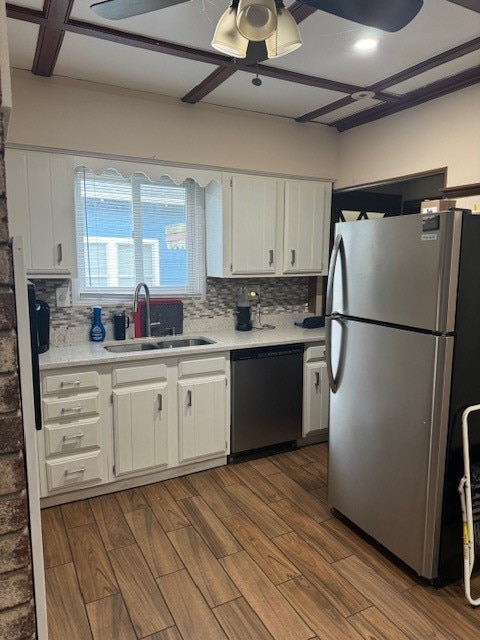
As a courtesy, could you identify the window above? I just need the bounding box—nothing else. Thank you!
[74,167,205,300]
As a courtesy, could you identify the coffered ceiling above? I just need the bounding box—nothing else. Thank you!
[6,0,480,131]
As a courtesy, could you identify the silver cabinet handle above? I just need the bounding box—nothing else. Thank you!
[269,249,274,266]
[61,405,82,413]
[60,380,81,387]
[57,243,63,264]
[158,393,163,411]
[315,372,320,388]
[62,432,84,441]
[64,467,86,476]
[187,390,192,407]
[291,249,296,266]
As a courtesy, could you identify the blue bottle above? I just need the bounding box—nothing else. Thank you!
[90,306,106,342]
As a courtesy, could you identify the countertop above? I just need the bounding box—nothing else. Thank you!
[39,325,326,370]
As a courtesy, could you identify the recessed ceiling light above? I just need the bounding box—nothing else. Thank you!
[354,38,379,52]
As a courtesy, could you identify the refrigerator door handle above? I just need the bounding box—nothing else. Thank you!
[325,233,343,316]
[325,314,341,393]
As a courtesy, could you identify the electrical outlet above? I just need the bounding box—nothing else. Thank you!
[56,286,71,308]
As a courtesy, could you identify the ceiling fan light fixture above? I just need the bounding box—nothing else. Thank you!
[266,7,302,59]
[354,38,379,52]
[211,6,249,58]
[236,0,277,41]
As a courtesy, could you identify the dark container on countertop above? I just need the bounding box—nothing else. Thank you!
[113,312,130,340]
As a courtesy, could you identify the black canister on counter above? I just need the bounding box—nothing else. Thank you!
[113,312,130,340]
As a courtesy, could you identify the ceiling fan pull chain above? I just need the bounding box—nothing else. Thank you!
[252,61,262,86]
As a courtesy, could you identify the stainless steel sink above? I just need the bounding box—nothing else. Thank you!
[104,342,160,353]
[104,337,215,353]
[155,337,215,349]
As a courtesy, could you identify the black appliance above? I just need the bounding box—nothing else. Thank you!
[235,306,252,331]
[230,344,303,459]
[27,283,45,430]
[35,299,50,353]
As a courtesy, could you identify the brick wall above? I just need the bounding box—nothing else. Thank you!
[0,112,36,636]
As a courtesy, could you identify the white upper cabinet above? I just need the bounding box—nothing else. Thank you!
[5,149,77,277]
[283,180,332,274]
[206,172,332,278]
[230,174,278,275]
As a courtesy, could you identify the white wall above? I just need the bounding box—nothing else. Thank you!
[337,84,480,190]
[8,69,338,180]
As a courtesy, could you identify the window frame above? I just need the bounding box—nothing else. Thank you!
[73,167,206,304]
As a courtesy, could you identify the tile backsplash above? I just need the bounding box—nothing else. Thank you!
[34,277,310,345]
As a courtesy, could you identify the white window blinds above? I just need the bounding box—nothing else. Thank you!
[74,167,205,299]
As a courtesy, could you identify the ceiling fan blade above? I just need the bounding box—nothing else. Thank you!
[90,0,190,20]
[446,0,480,13]
[244,40,268,65]
[300,0,423,32]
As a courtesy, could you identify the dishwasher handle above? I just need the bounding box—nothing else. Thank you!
[232,343,304,361]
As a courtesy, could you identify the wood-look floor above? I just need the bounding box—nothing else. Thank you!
[42,444,480,640]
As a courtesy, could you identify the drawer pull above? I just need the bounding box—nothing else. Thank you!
[60,380,81,387]
[315,372,320,388]
[64,467,86,476]
[61,405,83,413]
[62,432,84,441]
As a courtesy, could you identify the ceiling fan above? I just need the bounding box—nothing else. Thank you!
[90,0,424,29]
[88,0,435,64]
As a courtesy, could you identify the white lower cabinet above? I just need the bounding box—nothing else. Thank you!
[113,383,169,475]
[177,354,229,463]
[112,361,170,476]
[303,344,329,438]
[178,376,228,463]
[111,353,229,477]
[38,352,230,499]
[38,368,108,496]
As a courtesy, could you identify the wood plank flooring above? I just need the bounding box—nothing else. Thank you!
[42,443,480,640]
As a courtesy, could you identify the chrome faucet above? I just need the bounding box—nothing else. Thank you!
[133,282,151,337]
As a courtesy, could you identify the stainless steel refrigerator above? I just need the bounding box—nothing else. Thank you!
[325,209,480,584]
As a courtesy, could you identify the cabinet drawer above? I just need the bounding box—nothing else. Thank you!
[44,418,101,456]
[305,345,326,361]
[178,355,227,378]
[42,371,99,395]
[45,450,103,491]
[42,395,99,421]
[113,362,168,386]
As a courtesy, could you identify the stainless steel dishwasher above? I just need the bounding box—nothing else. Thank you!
[230,343,304,459]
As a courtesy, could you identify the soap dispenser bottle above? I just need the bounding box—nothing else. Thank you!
[90,306,106,342]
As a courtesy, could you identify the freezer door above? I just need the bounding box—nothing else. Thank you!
[328,318,453,579]
[331,210,462,332]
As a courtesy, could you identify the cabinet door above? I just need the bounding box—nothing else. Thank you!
[113,383,168,475]
[283,180,330,274]
[178,376,227,462]
[231,175,277,274]
[303,360,329,437]
[5,149,76,276]
[50,154,76,276]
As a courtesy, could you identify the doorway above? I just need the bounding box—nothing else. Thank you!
[331,170,446,224]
